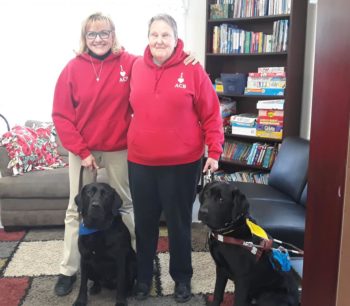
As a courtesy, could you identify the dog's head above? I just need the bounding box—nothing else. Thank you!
[74,182,123,229]
[198,181,249,230]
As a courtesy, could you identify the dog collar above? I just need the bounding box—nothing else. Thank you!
[79,223,100,236]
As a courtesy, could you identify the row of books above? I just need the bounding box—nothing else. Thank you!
[222,141,252,162]
[212,19,288,54]
[222,140,278,168]
[214,170,269,184]
[210,0,291,19]
[247,142,278,168]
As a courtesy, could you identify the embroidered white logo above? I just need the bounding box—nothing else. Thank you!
[175,72,186,89]
[119,65,128,82]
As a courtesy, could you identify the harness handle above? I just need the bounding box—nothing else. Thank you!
[203,169,214,186]
[273,239,304,256]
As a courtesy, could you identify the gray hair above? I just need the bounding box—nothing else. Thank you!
[148,14,178,41]
[77,12,121,54]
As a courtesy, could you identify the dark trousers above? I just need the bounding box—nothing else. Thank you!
[128,159,201,283]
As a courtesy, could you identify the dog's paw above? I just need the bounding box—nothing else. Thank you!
[89,282,102,295]
[210,300,222,306]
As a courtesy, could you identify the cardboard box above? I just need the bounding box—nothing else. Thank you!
[256,123,283,139]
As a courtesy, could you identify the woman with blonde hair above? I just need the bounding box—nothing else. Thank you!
[53,12,136,296]
[52,11,196,297]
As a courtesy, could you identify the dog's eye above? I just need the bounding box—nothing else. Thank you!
[87,187,96,196]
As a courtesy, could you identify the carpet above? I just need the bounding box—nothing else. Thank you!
[0,223,235,306]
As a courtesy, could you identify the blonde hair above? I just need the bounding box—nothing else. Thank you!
[77,12,121,54]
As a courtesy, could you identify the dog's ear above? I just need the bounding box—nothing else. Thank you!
[74,187,84,213]
[112,190,123,216]
[231,187,249,220]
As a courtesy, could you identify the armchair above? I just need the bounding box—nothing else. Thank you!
[232,136,309,249]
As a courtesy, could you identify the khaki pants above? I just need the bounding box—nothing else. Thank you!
[59,150,135,276]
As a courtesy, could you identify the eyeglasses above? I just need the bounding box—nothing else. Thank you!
[86,30,112,40]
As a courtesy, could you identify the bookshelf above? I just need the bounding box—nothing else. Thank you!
[205,0,307,175]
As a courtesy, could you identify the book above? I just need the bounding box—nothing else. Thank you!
[258,109,284,117]
[210,4,232,19]
[212,26,220,54]
[248,72,286,78]
[231,126,256,136]
[258,67,285,73]
[230,113,257,127]
[256,123,283,139]
[247,76,286,89]
[257,109,284,126]
[257,117,283,126]
[256,99,285,110]
[244,88,284,96]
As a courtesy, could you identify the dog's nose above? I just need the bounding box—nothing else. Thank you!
[91,201,100,208]
[198,207,208,222]
[199,206,208,215]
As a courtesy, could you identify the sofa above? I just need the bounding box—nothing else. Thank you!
[0,120,107,230]
[231,136,309,250]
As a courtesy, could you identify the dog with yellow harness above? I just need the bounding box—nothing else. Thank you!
[198,181,299,306]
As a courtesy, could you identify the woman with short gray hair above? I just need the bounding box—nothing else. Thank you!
[128,13,224,303]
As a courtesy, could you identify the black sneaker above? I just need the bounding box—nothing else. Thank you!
[135,282,151,300]
[174,281,192,303]
[54,274,77,296]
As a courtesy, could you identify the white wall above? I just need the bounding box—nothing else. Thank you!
[300,2,317,139]
[185,0,206,65]
[0,0,313,138]
[0,0,191,131]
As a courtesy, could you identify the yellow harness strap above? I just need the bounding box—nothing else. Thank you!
[246,219,269,240]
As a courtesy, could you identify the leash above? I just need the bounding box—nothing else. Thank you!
[77,165,100,235]
[79,165,84,192]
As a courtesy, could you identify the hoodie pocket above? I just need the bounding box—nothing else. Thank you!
[128,126,203,162]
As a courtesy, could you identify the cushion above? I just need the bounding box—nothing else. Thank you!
[0,124,66,176]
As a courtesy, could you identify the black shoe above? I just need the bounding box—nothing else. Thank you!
[174,281,192,303]
[135,282,151,301]
[54,274,77,296]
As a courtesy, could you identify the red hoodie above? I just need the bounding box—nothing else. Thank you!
[52,51,137,159]
[128,39,224,166]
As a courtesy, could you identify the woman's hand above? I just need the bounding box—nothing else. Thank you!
[184,51,199,65]
[203,157,219,173]
[81,154,99,171]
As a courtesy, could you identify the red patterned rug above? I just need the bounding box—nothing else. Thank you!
[0,224,235,305]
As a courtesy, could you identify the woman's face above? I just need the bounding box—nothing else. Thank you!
[85,20,114,56]
[148,20,177,65]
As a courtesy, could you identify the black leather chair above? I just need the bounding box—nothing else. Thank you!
[232,136,309,249]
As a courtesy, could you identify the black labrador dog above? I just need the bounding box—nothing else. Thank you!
[198,181,299,306]
[73,182,136,306]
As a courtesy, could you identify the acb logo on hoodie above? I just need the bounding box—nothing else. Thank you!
[175,72,186,89]
[119,65,128,82]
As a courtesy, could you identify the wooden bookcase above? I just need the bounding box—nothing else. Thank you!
[205,0,308,173]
